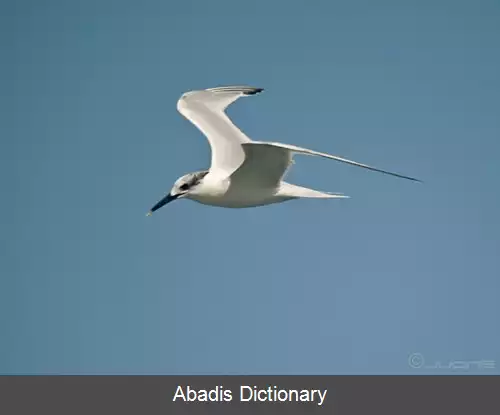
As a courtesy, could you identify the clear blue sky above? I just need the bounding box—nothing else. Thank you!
[1,0,499,374]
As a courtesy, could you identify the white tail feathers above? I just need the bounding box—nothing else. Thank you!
[279,183,350,199]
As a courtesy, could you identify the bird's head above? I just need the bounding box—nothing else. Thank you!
[147,170,208,215]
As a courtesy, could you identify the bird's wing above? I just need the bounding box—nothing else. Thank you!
[231,141,420,185]
[177,86,263,176]
[228,143,294,190]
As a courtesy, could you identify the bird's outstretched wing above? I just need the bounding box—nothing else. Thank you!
[229,143,294,190]
[250,141,422,182]
[177,86,263,176]
[229,141,421,189]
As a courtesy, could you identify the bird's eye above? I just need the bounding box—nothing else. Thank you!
[179,184,189,191]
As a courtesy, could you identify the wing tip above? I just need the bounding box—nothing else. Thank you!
[404,176,423,183]
[245,87,264,95]
[207,86,264,96]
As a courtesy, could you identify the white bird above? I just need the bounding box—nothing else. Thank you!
[147,86,420,215]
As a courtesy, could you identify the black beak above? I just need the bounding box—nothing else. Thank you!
[147,193,178,216]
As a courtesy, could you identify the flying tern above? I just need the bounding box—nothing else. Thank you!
[147,86,420,215]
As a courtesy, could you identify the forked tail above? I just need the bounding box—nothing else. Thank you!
[279,183,350,199]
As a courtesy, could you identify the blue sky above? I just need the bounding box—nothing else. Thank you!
[1,0,499,374]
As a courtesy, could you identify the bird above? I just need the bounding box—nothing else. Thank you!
[147,85,420,215]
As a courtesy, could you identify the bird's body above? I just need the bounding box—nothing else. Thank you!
[188,182,294,209]
[148,85,420,215]
[189,176,348,208]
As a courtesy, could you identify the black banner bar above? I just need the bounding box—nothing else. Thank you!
[0,376,499,414]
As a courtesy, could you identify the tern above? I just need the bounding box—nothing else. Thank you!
[147,86,420,215]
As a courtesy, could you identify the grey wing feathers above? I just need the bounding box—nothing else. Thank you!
[206,86,264,96]
[229,143,293,189]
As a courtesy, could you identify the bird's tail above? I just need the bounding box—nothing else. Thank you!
[279,183,349,199]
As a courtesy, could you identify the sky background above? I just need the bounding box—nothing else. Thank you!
[1,0,499,374]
